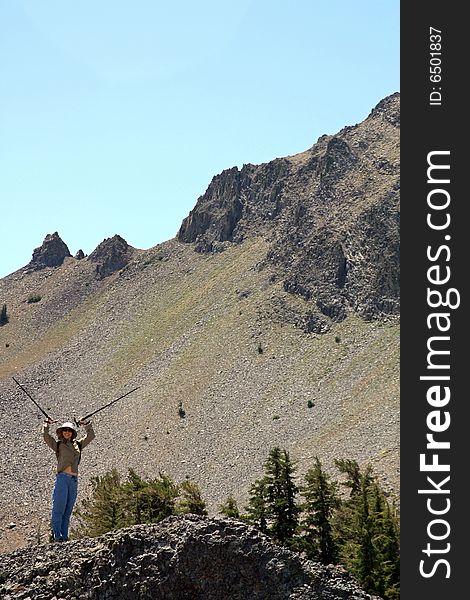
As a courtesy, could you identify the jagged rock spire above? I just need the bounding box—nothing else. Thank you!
[28,232,72,271]
[88,234,134,279]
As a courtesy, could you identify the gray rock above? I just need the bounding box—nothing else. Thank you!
[177,93,400,329]
[27,233,72,271]
[0,516,381,600]
[87,235,134,279]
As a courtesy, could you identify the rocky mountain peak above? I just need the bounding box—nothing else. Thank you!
[87,234,134,279]
[367,91,400,126]
[27,232,72,271]
[177,93,400,328]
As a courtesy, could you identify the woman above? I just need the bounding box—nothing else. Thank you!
[43,417,95,542]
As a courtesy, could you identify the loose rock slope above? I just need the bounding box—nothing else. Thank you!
[0,94,399,553]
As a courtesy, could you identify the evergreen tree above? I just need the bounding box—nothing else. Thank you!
[299,457,339,564]
[244,478,269,535]
[355,478,377,592]
[244,447,299,546]
[372,491,400,600]
[219,496,240,518]
[333,459,400,600]
[74,469,180,538]
[0,303,8,325]
[264,447,299,546]
[177,479,208,515]
[122,469,179,524]
[74,469,128,537]
[334,458,363,495]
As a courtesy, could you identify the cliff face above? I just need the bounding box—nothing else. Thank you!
[178,93,400,328]
[177,158,290,247]
[0,516,381,600]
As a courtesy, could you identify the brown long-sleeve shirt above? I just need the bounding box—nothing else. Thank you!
[43,423,95,474]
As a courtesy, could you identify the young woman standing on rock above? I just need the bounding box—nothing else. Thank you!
[43,418,95,542]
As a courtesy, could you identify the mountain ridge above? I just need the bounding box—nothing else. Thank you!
[0,94,399,553]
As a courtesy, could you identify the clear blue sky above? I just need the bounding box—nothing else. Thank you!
[0,0,399,278]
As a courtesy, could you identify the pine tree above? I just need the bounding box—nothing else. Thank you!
[244,478,269,535]
[122,469,179,524]
[74,469,128,537]
[333,459,400,599]
[177,479,208,515]
[299,457,339,564]
[334,458,363,495]
[266,447,299,546]
[355,478,377,592]
[219,496,240,518]
[73,469,180,538]
[372,490,400,600]
[0,303,8,325]
[246,447,299,547]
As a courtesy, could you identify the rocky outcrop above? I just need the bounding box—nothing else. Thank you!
[26,232,72,271]
[87,235,134,279]
[0,516,381,600]
[178,158,291,250]
[177,93,400,326]
[178,166,249,246]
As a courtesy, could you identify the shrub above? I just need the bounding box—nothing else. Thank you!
[219,496,240,518]
[73,469,204,538]
[0,304,8,325]
[27,294,42,304]
[177,479,207,516]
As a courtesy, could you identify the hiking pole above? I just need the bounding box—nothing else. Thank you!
[12,377,56,422]
[75,386,140,426]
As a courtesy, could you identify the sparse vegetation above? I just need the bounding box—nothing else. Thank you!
[177,479,208,516]
[0,93,400,576]
[219,495,240,518]
[307,399,315,408]
[0,303,8,325]
[27,293,42,304]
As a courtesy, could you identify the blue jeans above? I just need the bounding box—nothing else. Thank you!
[51,473,78,541]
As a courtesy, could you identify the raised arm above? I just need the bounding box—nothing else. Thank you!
[77,420,95,449]
[43,419,58,452]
